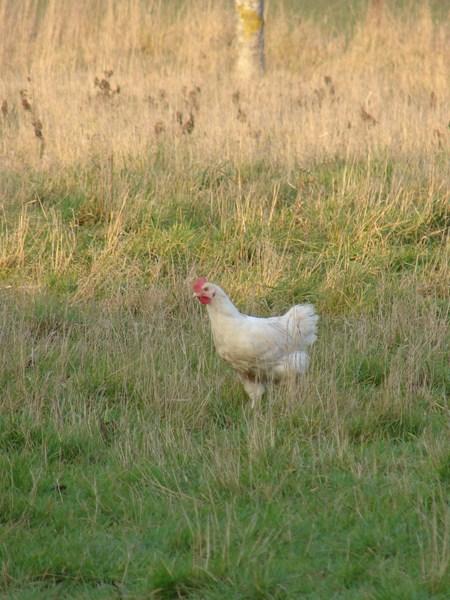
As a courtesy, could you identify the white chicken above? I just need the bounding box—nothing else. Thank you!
[193,277,318,406]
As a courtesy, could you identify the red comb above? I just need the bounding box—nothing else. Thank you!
[193,277,208,293]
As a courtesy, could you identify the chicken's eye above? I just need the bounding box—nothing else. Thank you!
[204,286,209,292]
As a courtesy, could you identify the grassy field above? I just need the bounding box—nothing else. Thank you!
[1,1,449,598]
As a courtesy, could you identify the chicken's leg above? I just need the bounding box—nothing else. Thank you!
[238,374,265,408]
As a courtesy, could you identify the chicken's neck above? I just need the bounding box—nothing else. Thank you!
[206,293,243,355]
[206,294,241,320]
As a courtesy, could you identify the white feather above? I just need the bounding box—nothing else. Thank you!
[197,282,319,404]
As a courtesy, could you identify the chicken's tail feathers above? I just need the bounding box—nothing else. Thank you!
[285,303,319,348]
[273,351,310,377]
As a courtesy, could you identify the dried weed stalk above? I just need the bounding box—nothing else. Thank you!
[19,86,45,157]
[94,70,121,99]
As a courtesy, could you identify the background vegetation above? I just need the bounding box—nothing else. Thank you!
[0,0,449,597]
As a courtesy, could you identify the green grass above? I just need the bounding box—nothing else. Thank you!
[280,0,450,26]
[1,0,449,594]
[0,152,449,598]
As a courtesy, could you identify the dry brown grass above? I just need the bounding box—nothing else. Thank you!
[0,0,448,171]
[0,4,449,597]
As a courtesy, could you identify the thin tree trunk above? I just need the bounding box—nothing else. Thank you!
[235,0,265,78]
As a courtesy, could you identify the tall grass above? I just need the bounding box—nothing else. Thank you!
[0,0,448,169]
[0,1,449,598]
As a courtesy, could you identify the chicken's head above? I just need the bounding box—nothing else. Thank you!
[192,277,216,305]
